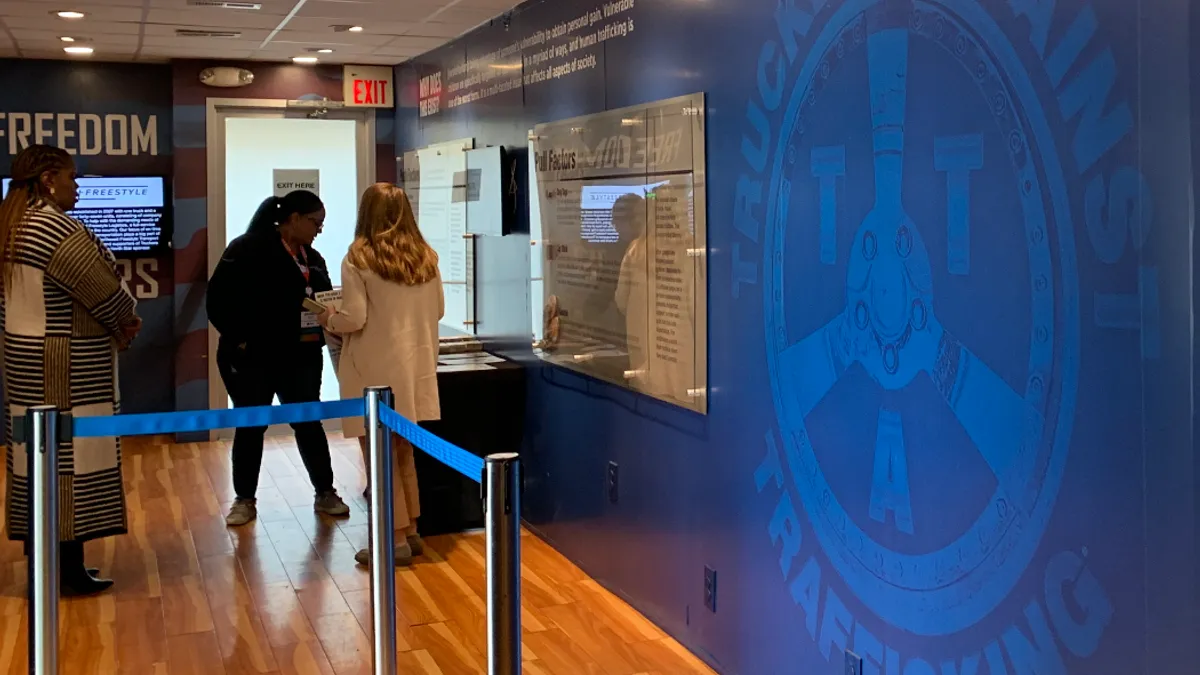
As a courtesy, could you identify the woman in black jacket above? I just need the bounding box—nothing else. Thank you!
[207,190,350,526]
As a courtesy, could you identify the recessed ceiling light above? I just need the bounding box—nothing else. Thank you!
[293,56,318,64]
[56,10,86,19]
[348,25,363,32]
[59,36,75,42]
[317,48,333,53]
[64,46,93,55]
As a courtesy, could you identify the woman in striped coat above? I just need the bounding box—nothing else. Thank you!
[1,145,142,596]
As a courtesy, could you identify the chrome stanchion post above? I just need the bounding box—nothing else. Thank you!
[364,386,396,675]
[484,452,521,675]
[27,405,60,675]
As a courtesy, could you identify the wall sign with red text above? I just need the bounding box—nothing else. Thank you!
[343,65,394,108]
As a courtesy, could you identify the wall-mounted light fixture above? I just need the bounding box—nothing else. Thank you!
[199,66,255,88]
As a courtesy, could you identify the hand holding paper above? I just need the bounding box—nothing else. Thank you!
[316,288,344,372]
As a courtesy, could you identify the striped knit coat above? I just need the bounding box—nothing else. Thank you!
[4,201,137,543]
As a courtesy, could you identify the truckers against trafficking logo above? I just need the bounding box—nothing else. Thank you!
[738,0,1156,671]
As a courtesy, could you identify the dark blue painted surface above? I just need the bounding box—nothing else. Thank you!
[396,0,1198,672]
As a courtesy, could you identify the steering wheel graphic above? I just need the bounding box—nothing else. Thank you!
[762,0,1079,636]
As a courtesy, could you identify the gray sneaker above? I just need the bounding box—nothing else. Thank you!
[406,534,425,557]
[314,491,350,517]
[354,541,413,567]
[225,499,257,526]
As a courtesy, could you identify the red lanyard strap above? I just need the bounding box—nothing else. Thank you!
[282,238,310,283]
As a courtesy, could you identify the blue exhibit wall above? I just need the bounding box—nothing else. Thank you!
[0,59,175,414]
[400,1,1198,672]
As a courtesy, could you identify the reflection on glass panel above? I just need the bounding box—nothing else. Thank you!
[531,92,708,414]
[403,140,477,335]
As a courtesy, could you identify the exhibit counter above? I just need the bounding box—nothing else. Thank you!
[415,350,524,536]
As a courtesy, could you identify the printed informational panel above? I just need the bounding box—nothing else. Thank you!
[402,139,477,334]
[532,92,707,413]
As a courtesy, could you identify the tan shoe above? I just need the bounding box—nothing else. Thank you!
[406,534,425,557]
[354,541,413,567]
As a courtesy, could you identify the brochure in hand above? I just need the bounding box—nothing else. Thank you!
[316,288,343,371]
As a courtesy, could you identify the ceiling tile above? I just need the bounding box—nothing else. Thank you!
[396,22,473,39]
[146,8,290,29]
[0,2,145,22]
[282,16,422,35]
[270,28,393,46]
[0,0,523,65]
[297,1,447,21]
[2,17,143,36]
[378,34,448,51]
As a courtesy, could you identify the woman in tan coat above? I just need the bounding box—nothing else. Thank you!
[1,145,141,596]
[321,183,443,566]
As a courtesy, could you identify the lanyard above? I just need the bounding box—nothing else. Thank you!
[281,238,310,284]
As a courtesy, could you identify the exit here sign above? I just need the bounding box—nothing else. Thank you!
[343,65,394,108]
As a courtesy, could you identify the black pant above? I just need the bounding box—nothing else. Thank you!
[217,343,333,500]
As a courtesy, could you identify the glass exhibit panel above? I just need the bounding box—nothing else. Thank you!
[532,92,707,413]
[689,105,708,412]
[416,144,475,334]
[400,149,420,220]
[464,146,504,236]
[529,136,545,343]
[638,173,699,408]
[656,104,706,409]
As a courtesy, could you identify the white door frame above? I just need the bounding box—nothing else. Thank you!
[205,98,376,440]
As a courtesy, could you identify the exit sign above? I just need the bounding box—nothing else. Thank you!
[343,65,394,108]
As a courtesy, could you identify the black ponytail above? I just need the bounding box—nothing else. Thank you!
[246,196,279,235]
[245,190,323,236]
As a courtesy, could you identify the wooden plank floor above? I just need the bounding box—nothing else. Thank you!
[0,435,715,675]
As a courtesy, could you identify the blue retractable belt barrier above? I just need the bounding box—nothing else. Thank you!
[73,399,366,438]
[72,397,484,485]
[378,404,484,483]
[73,398,484,484]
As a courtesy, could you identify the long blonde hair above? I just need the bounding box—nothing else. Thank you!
[0,145,72,287]
[346,183,438,285]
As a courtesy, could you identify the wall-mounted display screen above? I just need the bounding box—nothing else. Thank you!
[2,176,169,255]
[531,92,708,414]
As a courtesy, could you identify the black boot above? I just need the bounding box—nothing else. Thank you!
[23,538,98,576]
[60,541,113,597]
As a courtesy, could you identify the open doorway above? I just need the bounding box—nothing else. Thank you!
[206,99,376,439]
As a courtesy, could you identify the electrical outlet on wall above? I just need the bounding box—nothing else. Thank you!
[844,650,863,675]
[607,461,619,503]
[703,566,717,613]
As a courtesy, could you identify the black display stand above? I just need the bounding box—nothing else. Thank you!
[413,357,525,536]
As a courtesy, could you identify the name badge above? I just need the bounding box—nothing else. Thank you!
[301,311,320,329]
